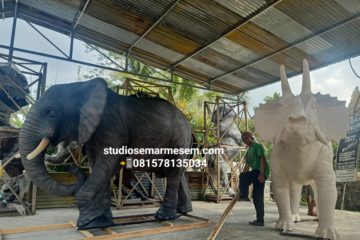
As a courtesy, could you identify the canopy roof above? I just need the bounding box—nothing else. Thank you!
[3,0,360,94]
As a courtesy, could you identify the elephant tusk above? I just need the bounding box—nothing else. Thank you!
[26,138,50,160]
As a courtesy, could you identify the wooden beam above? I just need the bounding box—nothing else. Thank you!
[69,220,94,238]
[1,205,209,239]
[83,217,210,240]
[1,223,73,235]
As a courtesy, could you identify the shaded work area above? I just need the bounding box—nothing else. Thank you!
[1,0,360,239]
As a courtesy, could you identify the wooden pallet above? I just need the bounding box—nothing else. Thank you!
[0,213,210,240]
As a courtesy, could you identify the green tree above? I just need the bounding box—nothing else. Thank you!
[263,92,280,102]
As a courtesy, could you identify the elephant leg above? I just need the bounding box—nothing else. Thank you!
[313,165,340,240]
[289,181,302,222]
[75,148,118,229]
[176,173,192,214]
[155,168,182,221]
[100,182,113,220]
[271,159,294,232]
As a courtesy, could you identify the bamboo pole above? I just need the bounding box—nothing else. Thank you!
[207,191,240,240]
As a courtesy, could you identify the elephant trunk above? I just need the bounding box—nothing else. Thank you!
[19,109,82,196]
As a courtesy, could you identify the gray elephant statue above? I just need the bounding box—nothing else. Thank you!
[19,78,193,230]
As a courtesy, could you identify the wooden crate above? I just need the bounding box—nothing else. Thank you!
[185,171,207,200]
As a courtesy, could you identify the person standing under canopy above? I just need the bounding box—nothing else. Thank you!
[239,132,270,227]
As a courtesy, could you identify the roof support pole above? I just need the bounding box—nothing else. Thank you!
[8,0,18,63]
[70,0,90,37]
[36,62,47,99]
[68,0,90,59]
[69,34,74,59]
[26,21,69,58]
[1,0,5,20]
[125,51,129,71]
[86,43,125,70]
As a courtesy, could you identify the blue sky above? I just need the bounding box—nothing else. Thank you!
[1,18,359,115]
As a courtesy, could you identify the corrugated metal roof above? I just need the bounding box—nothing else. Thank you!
[19,0,78,22]
[210,38,260,64]
[297,37,333,55]
[335,0,360,15]
[251,7,313,44]
[214,0,267,18]
[5,0,360,94]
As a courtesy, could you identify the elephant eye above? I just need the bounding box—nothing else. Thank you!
[47,110,57,118]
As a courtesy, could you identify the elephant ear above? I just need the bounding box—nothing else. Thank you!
[78,78,108,144]
[254,99,288,143]
[314,93,349,142]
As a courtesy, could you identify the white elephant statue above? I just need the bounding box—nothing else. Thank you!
[254,60,348,240]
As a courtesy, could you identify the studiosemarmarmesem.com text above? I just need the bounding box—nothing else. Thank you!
[103,146,224,155]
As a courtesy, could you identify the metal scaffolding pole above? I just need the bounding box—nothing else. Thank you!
[8,0,18,63]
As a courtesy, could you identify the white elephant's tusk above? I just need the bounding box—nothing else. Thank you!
[26,138,50,160]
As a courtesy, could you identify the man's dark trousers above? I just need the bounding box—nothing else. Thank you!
[239,170,265,223]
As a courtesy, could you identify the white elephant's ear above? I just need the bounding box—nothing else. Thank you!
[314,93,349,142]
[78,78,108,144]
[254,99,287,143]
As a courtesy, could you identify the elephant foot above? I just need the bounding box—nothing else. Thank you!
[77,214,114,230]
[104,208,113,220]
[292,213,301,223]
[154,207,181,221]
[315,227,340,240]
[276,218,295,232]
[176,205,193,215]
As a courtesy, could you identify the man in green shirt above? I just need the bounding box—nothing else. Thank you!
[239,132,269,226]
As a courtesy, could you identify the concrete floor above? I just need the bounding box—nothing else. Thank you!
[0,200,359,239]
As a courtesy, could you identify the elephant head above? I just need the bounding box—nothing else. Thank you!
[254,59,348,145]
[19,78,108,196]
